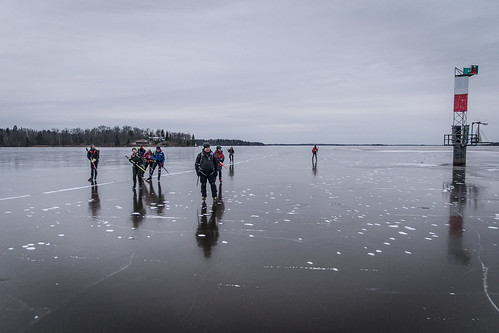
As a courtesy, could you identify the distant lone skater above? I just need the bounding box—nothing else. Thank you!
[87,145,99,182]
[228,146,234,164]
[312,145,318,163]
[195,142,219,201]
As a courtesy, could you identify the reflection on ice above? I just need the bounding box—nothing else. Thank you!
[88,181,100,219]
[196,184,224,258]
[445,167,474,265]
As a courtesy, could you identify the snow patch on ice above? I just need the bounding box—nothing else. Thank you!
[42,206,59,211]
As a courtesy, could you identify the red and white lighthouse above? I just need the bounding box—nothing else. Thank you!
[444,65,479,166]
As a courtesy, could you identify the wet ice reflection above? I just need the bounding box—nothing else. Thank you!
[1,146,499,332]
[444,167,477,265]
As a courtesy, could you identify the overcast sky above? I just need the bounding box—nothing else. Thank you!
[1,0,498,144]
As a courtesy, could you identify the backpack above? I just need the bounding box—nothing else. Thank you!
[199,152,215,172]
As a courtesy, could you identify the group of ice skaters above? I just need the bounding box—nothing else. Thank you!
[127,145,167,190]
[86,143,235,201]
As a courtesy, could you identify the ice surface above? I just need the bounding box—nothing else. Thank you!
[1,146,499,332]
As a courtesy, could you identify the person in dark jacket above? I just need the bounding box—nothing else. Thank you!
[227,146,234,164]
[87,145,99,182]
[195,142,219,200]
[148,146,165,182]
[128,148,144,190]
[138,146,146,157]
[214,145,225,183]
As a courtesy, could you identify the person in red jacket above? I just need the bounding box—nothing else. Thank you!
[312,145,318,163]
[214,145,225,183]
[143,149,154,182]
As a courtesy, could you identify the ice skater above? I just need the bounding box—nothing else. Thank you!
[195,142,219,201]
[148,146,165,182]
[312,145,318,163]
[128,148,145,190]
[214,145,225,183]
[228,146,234,164]
[143,149,154,181]
[87,145,99,182]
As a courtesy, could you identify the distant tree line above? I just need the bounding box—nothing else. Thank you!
[195,138,264,146]
[0,125,196,147]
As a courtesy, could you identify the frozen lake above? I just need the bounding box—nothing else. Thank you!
[1,146,499,332]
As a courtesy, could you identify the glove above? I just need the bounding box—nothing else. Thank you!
[92,159,96,163]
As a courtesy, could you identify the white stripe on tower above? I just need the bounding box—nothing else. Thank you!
[454,76,469,112]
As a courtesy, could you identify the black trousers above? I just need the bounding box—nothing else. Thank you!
[149,162,162,179]
[132,166,144,187]
[200,172,217,198]
[144,161,153,172]
[90,161,98,179]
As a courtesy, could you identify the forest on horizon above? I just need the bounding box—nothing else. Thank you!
[0,125,264,147]
[0,125,194,147]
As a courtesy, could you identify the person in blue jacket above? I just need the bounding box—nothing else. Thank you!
[148,146,165,182]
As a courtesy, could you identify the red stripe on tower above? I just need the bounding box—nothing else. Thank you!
[454,76,469,112]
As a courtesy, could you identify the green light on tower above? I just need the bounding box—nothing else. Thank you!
[463,65,479,75]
